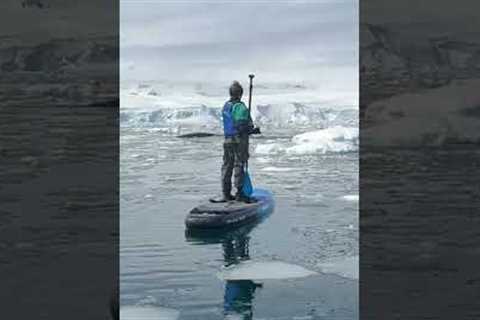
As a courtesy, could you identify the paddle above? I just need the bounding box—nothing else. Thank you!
[242,74,255,197]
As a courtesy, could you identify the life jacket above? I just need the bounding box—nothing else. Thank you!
[222,100,237,137]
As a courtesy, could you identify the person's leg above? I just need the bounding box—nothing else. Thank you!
[233,136,249,198]
[221,140,235,200]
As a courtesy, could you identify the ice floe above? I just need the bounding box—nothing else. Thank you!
[218,260,317,281]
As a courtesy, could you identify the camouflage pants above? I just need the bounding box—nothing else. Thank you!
[221,136,249,196]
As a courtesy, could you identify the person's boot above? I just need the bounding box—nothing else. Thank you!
[222,192,235,201]
[235,191,256,203]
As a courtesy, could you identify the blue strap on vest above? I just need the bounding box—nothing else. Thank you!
[222,101,237,137]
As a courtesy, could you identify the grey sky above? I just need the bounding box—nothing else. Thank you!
[121,1,358,89]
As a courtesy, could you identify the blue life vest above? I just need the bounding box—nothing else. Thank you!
[222,101,237,137]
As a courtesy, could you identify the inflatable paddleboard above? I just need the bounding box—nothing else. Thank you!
[185,188,274,229]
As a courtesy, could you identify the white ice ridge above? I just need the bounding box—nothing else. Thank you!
[121,81,356,110]
[120,305,180,320]
[218,260,317,281]
[364,79,480,146]
[120,82,358,129]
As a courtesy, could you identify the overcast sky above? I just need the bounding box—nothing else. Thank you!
[121,0,358,91]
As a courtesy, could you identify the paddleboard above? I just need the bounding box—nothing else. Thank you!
[185,188,274,229]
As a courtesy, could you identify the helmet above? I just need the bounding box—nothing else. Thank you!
[229,81,243,99]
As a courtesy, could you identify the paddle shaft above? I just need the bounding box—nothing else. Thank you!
[246,74,254,171]
[248,74,254,113]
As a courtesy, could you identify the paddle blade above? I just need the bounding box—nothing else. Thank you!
[242,169,253,196]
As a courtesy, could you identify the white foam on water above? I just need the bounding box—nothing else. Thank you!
[218,260,317,281]
[255,157,271,163]
[341,194,359,202]
[261,166,294,172]
[120,305,180,320]
[317,256,358,280]
[224,314,244,320]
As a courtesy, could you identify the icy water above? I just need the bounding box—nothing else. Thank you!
[120,126,358,319]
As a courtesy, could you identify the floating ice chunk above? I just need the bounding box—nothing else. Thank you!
[317,256,358,280]
[287,126,358,155]
[120,305,180,320]
[218,260,317,281]
[255,126,358,155]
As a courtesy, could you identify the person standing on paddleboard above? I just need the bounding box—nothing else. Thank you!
[221,80,260,203]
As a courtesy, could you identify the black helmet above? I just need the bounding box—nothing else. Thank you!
[229,81,243,100]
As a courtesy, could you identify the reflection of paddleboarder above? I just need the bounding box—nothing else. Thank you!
[224,280,258,319]
[222,233,250,266]
[222,233,262,319]
[185,219,270,319]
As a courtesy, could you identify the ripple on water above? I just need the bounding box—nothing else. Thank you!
[120,305,180,320]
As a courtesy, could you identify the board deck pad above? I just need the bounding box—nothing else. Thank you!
[192,200,260,215]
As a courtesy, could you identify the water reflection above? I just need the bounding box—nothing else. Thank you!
[222,230,262,320]
[222,232,250,265]
[185,222,263,320]
[223,280,259,319]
